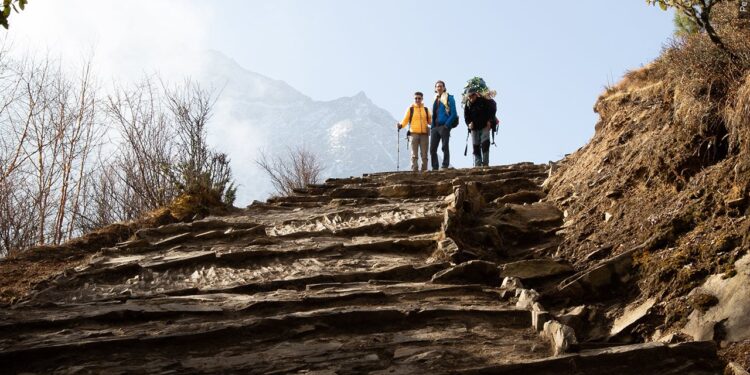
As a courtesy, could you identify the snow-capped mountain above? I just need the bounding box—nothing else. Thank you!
[194,51,402,204]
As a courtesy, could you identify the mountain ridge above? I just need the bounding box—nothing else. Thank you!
[196,50,401,204]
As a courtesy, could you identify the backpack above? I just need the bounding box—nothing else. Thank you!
[450,113,460,128]
[433,95,460,128]
[408,106,429,124]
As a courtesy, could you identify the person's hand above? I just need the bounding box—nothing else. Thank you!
[468,122,474,130]
[397,123,402,130]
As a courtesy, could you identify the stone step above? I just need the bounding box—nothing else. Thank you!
[267,215,444,238]
[1,283,509,330]
[0,306,545,374]
[458,341,722,375]
[28,254,450,305]
[0,285,518,353]
[267,194,333,204]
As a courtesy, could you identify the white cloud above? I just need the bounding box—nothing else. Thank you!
[8,0,212,82]
[207,99,271,204]
[4,0,274,204]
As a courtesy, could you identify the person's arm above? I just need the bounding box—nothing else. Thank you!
[427,108,432,125]
[446,95,458,127]
[399,108,410,129]
[464,104,473,130]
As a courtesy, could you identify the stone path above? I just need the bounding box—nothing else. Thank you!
[0,164,723,374]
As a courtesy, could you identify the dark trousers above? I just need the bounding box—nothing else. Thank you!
[471,128,491,166]
[430,126,451,170]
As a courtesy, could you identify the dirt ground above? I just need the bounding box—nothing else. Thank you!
[545,7,750,370]
[720,341,750,370]
[0,248,90,305]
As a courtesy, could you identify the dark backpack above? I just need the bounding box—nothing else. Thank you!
[450,112,460,128]
[408,106,429,124]
[433,96,460,128]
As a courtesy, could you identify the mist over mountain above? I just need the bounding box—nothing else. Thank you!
[194,51,401,204]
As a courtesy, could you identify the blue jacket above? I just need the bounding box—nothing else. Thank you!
[432,94,458,128]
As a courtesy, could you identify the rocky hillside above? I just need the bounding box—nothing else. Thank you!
[545,5,750,370]
[0,164,724,373]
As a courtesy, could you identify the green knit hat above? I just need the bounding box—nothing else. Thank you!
[462,76,495,105]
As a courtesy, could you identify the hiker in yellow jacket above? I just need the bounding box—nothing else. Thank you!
[397,91,432,172]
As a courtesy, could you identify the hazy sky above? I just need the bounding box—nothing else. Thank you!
[5,0,675,174]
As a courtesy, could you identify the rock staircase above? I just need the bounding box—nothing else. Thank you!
[0,163,724,374]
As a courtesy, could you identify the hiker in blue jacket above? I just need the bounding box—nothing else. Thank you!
[430,80,459,170]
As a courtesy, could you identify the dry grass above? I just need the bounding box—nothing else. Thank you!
[0,189,234,305]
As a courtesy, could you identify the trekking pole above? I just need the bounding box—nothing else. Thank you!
[492,118,499,147]
[464,129,470,156]
[397,125,401,171]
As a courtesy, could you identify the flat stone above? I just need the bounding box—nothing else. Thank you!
[115,238,149,249]
[141,251,216,270]
[501,277,523,289]
[516,289,540,310]
[542,320,578,356]
[193,230,226,240]
[501,259,574,280]
[682,253,750,342]
[506,202,564,227]
[429,238,460,263]
[556,248,637,300]
[557,305,589,333]
[610,298,656,337]
[152,232,193,247]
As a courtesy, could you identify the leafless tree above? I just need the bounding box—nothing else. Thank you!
[163,80,235,205]
[0,52,102,255]
[105,77,177,214]
[101,78,236,221]
[0,50,235,256]
[256,145,325,196]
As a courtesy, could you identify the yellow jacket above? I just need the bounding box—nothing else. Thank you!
[400,104,431,134]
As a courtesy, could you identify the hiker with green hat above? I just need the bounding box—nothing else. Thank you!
[462,77,497,167]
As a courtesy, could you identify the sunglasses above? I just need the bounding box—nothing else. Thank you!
[414,97,423,100]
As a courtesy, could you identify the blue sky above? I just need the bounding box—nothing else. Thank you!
[205,1,675,165]
[8,0,675,168]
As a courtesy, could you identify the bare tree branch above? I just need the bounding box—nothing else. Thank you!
[256,145,325,197]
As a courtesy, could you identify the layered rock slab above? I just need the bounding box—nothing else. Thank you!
[0,163,724,373]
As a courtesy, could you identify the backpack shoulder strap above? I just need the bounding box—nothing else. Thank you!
[424,107,429,119]
[409,106,414,124]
